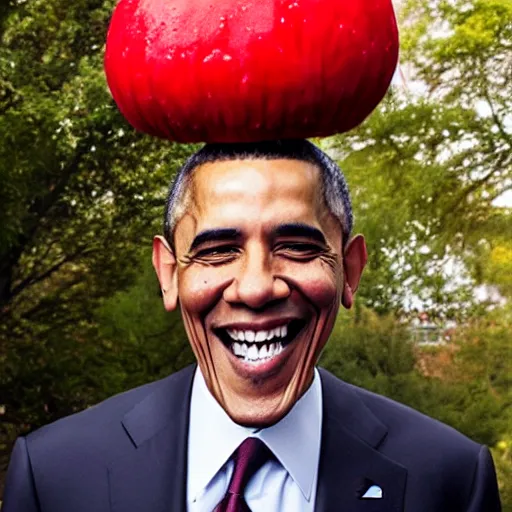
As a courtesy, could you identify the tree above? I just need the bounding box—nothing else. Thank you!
[0,0,196,318]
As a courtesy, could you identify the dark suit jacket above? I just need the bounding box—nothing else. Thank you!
[3,365,501,511]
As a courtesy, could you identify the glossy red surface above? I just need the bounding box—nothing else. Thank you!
[104,0,399,142]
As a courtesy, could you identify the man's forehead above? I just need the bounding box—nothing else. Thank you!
[172,157,343,251]
[189,157,322,207]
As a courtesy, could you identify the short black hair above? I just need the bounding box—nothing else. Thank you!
[164,139,353,246]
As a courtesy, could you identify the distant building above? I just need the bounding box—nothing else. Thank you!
[410,312,449,345]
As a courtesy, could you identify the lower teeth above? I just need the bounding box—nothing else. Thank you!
[231,341,284,362]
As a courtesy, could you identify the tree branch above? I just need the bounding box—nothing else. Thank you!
[439,152,509,228]
[488,184,512,204]
[0,0,16,37]
[0,128,109,310]
[28,145,90,221]
[482,85,512,148]
[10,238,59,292]
[18,276,85,322]
[0,83,22,116]
[9,246,93,301]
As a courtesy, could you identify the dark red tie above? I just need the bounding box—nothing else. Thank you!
[214,437,271,512]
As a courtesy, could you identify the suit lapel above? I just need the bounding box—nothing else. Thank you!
[315,369,407,512]
[108,365,196,512]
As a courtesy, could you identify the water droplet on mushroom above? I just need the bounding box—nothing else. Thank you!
[203,49,221,63]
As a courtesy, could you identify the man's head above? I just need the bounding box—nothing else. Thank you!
[163,140,354,248]
[153,139,367,426]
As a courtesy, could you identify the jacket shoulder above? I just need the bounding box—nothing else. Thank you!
[318,368,497,509]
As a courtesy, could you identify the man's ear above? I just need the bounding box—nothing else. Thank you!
[152,235,179,311]
[341,234,368,309]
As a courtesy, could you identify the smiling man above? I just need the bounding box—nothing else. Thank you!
[3,140,501,512]
[153,141,366,431]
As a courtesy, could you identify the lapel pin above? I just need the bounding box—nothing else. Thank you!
[361,484,383,499]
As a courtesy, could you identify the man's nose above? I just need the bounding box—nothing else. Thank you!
[224,246,290,309]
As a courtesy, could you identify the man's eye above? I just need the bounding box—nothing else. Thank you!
[194,246,240,259]
[276,242,323,256]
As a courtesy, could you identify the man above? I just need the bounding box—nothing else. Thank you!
[4,140,501,511]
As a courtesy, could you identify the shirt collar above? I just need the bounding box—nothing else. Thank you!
[187,367,323,502]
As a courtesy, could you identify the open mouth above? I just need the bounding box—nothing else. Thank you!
[214,320,306,365]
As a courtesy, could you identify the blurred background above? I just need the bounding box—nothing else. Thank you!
[0,0,511,508]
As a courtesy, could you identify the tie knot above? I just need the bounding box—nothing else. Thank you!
[228,437,270,495]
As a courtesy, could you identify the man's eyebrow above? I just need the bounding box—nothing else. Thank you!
[273,223,327,245]
[189,228,241,251]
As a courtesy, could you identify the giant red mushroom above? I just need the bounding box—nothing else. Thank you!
[105,0,399,143]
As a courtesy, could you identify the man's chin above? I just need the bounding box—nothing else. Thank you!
[216,368,313,428]
[222,395,298,428]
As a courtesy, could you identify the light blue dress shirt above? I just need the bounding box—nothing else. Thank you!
[187,368,323,512]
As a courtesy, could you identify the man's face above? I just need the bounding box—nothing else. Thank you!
[153,158,366,426]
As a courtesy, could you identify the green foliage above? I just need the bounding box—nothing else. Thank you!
[94,254,195,390]
[477,241,512,298]
[493,440,512,512]
[322,307,509,446]
[321,308,416,387]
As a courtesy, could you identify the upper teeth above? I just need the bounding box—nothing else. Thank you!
[232,341,283,360]
[227,325,288,343]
